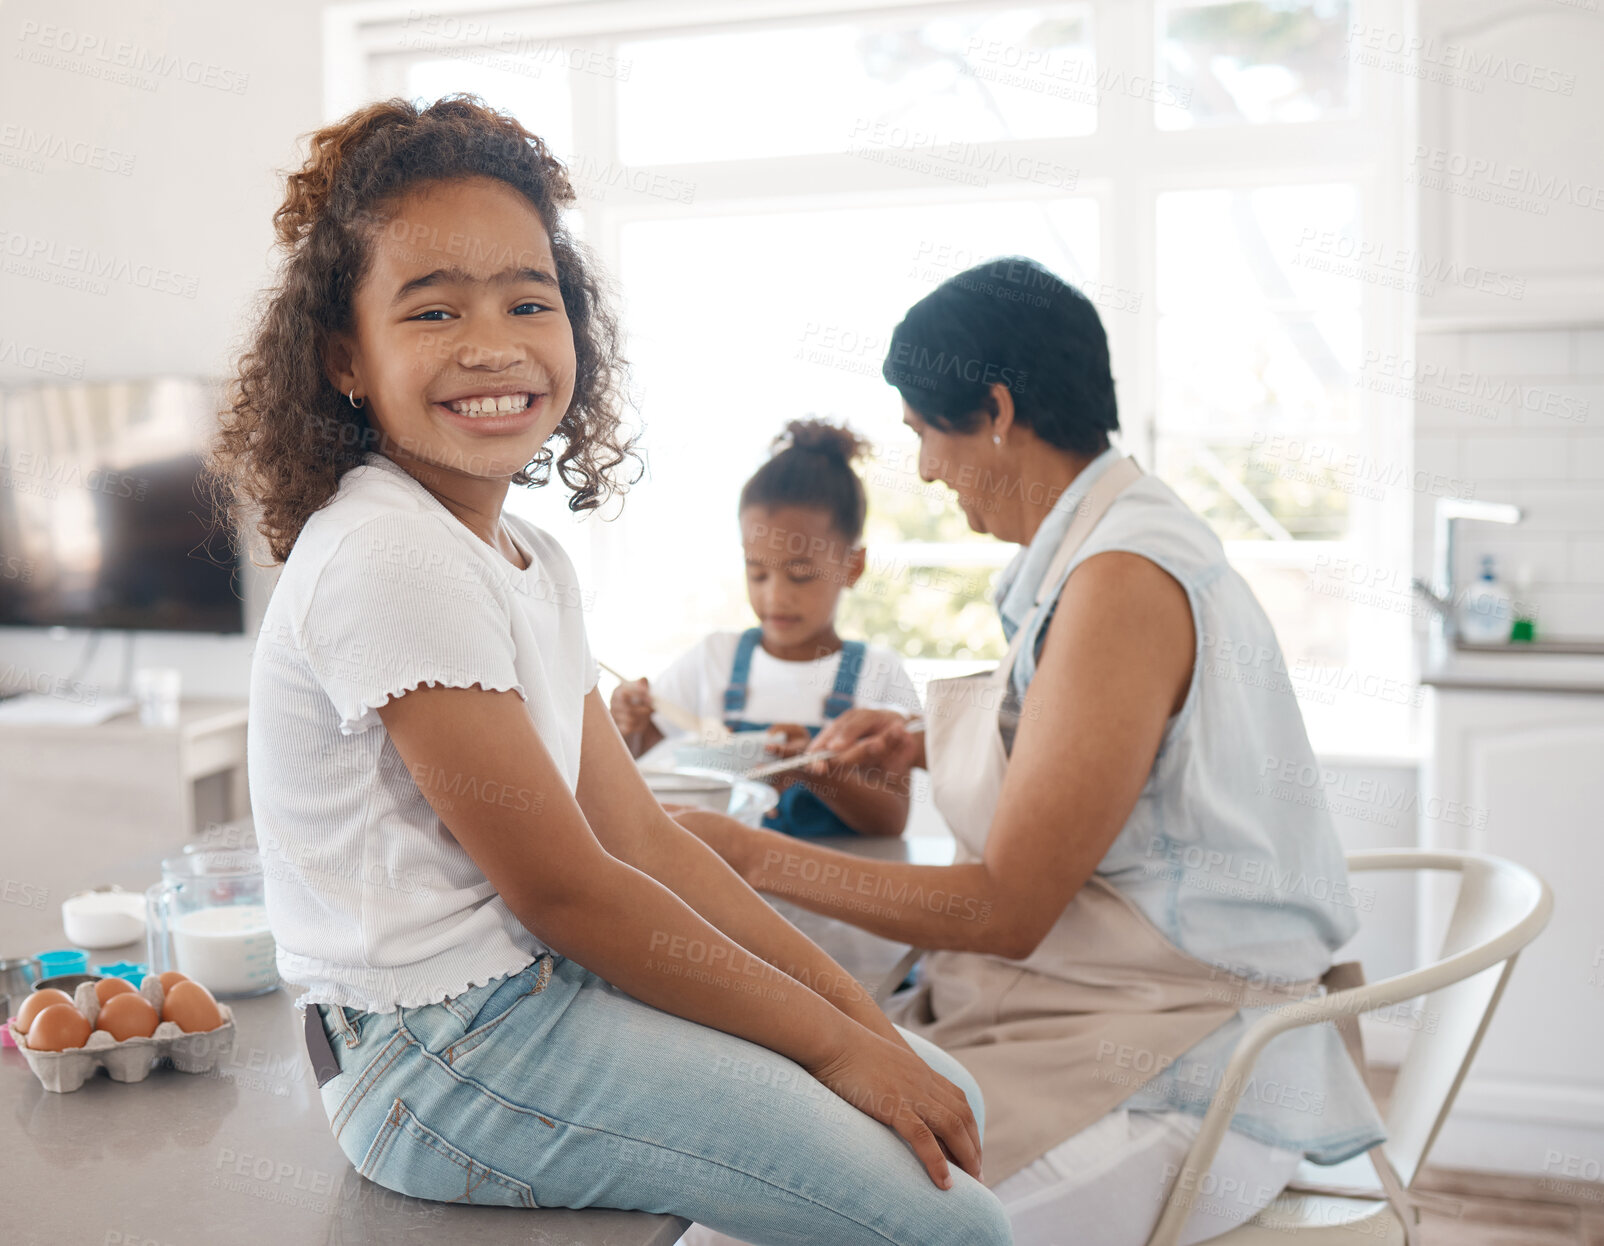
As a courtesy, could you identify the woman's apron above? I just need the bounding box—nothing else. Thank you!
[883,454,1332,1189]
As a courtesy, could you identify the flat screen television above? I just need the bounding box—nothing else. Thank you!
[0,378,243,633]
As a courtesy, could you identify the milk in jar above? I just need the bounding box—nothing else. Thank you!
[171,904,277,995]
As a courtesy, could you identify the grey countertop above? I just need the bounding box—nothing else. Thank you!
[2,833,953,1246]
[1420,634,1604,694]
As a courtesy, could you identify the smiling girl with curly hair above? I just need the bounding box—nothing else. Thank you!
[209,94,1009,1246]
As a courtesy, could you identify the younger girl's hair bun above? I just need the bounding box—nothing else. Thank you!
[742,417,872,542]
[774,418,872,466]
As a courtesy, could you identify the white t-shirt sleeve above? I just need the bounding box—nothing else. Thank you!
[299,512,525,734]
[582,623,600,695]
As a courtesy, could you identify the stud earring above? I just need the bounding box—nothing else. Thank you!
[993,435,1001,445]
[348,388,364,409]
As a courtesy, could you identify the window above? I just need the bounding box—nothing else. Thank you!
[615,198,1099,668]
[342,0,1416,755]
[1155,0,1355,129]
[615,7,1097,164]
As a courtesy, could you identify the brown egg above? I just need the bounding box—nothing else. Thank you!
[16,989,74,1034]
[96,992,160,1041]
[162,980,223,1033]
[94,977,137,1005]
[27,1003,93,1051]
[156,971,189,993]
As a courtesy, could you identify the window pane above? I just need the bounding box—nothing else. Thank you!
[617,7,1095,166]
[404,55,575,161]
[1156,0,1353,130]
[1155,183,1360,541]
[608,200,1099,673]
[1156,182,1412,751]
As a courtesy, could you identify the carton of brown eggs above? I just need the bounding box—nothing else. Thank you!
[7,975,235,1093]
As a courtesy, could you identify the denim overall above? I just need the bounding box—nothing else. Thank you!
[722,626,866,838]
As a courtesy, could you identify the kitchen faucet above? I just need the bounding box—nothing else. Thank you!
[1410,498,1522,643]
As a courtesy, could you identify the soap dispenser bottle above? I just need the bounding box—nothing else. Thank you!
[1459,554,1513,643]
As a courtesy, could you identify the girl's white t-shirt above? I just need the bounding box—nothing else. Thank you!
[647,631,921,740]
[247,451,598,1016]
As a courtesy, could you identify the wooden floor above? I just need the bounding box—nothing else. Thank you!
[1410,1165,1604,1245]
[1367,1066,1604,1245]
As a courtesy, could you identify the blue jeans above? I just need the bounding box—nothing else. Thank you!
[314,953,1013,1245]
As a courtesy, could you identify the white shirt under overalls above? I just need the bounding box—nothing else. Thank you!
[647,631,920,739]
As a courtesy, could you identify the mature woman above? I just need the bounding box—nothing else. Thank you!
[681,258,1385,1246]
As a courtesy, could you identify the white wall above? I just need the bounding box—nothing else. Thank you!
[0,0,333,698]
[1414,326,1604,642]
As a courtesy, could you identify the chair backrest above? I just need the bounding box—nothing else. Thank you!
[1347,851,1553,1187]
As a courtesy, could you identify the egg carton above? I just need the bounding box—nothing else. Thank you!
[6,976,235,1093]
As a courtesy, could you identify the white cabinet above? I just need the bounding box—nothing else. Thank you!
[1418,0,1604,327]
[1419,685,1604,1174]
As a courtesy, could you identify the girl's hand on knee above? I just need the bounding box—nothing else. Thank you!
[805,1030,983,1190]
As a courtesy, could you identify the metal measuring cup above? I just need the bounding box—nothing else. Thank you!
[0,955,43,1022]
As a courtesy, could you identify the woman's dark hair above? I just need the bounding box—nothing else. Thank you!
[882,256,1118,457]
[738,418,871,543]
[209,94,640,563]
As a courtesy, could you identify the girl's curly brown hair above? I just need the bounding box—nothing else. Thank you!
[209,94,640,563]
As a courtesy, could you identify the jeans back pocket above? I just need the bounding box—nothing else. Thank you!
[358,1096,538,1208]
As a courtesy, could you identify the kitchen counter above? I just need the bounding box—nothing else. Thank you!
[1420,635,1604,694]
[2,833,951,1246]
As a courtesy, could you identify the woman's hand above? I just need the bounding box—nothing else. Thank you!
[609,676,654,736]
[807,708,924,776]
[805,1027,983,1189]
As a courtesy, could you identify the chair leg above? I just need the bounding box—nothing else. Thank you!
[873,948,926,1006]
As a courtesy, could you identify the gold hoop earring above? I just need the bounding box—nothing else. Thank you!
[348,388,364,409]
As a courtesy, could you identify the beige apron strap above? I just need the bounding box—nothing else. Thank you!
[986,454,1146,696]
[1279,960,1421,1246]
[1031,454,1145,608]
[1321,960,1371,1097]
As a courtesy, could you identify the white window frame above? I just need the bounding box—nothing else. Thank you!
[327,0,1420,731]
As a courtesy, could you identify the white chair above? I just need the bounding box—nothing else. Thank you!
[1143,849,1553,1246]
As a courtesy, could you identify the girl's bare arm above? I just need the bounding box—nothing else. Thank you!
[572,688,910,1049]
[377,682,980,1187]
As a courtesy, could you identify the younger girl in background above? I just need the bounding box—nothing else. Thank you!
[611,420,921,838]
